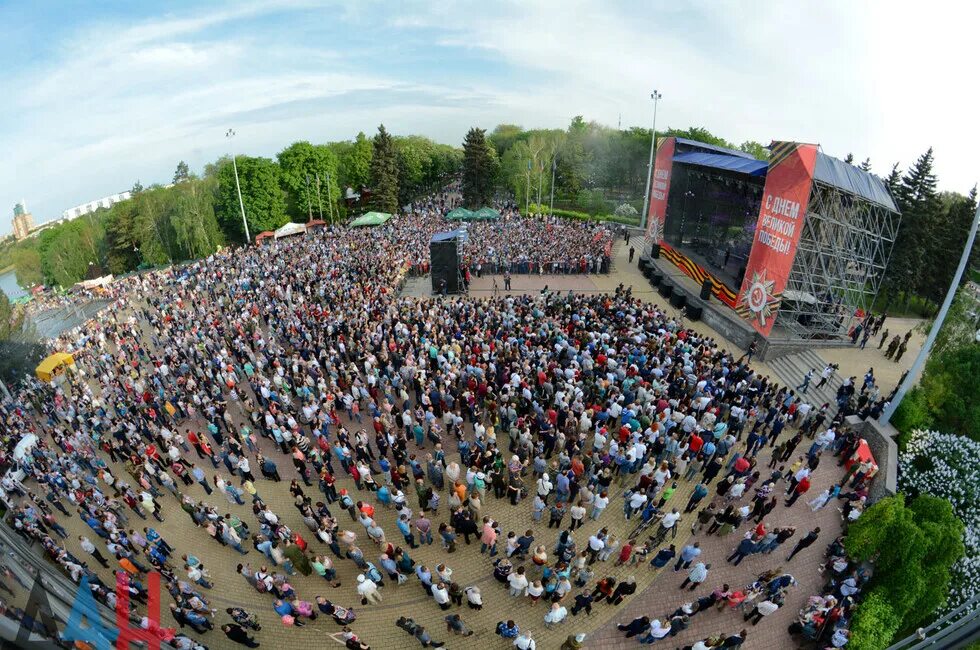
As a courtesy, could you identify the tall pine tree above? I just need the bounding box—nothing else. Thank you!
[884,163,902,196]
[885,149,941,301]
[859,158,872,172]
[844,152,855,165]
[369,124,399,214]
[461,127,496,208]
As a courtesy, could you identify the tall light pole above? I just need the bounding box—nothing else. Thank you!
[525,159,531,215]
[640,90,663,233]
[881,200,980,424]
[226,129,251,243]
[325,172,336,223]
[314,173,324,221]
[549,155,558,217]
[304,174,313,222]
[536,159,544,212]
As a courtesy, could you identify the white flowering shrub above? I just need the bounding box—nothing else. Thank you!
[898,429,980,611]
[614,203,638,218]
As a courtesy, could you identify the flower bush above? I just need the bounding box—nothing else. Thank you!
[614,202,639,218]
[898,429,980,612]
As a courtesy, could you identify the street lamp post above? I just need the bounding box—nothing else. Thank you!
[525,160,531,215]
[304,174,313,222]
[225,129,251,243]
[549,155,557,217]
[640,90,663,234]
[325,172,336,223]
[314,173,324,221]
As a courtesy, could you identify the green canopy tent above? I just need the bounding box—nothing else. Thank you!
[445,207,474,220]
[445,206,500,221]
[473,207,501,220]
[350,212,392,227]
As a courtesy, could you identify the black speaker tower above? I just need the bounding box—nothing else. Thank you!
[430,237,461,294]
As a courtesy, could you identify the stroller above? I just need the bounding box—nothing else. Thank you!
[226,607,261,631]
[330,604,357,625]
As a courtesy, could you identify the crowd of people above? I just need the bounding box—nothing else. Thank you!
[381,191,613,276]
[0,187,880,649]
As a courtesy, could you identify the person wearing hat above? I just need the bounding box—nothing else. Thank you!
[355,574,382,604]
[560,633,586,650]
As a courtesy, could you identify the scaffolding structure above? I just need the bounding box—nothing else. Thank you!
[777,181,901,339]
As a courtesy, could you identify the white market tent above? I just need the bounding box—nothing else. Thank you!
[274,222,307,239]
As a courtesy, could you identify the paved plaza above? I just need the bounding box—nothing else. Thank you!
[2,241,922,650]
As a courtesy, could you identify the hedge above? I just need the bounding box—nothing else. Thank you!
[522,203,641,226]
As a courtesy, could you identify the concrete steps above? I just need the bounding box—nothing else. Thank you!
[767,348,844,409]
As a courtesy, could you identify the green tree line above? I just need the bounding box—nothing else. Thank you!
[489,117,768,218]
[0,128,462,289]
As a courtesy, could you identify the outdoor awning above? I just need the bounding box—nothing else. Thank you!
[350,212,392,227]
[35,352,75,382]
[446,206,500,220]
[274,222,307,239]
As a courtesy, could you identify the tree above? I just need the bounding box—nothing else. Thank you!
[883,149,941,301]
[461,127,497,209]
[173,161,191,184]
[214,156,288,241]
[884,163,902,196]
[276,141,340,221]
[738,140,769,161]
[488,124,525,157]
[10,246,42,287]
[860,157,873,172]
[844,152,855,165]
[846,494,964,648]
[919,345,980,440]
[369,125,399,214]
[338,132,373,192]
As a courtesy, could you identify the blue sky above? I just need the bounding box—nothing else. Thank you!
[1,1,976,233]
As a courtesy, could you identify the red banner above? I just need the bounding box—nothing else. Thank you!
[735,142,818,336]
[645,136,675,243]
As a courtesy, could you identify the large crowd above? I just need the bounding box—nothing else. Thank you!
[0,190,876,650]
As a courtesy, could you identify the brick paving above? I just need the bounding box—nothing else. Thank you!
[4,241,857,650]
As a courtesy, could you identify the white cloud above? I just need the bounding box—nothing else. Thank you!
[1,0,976,233]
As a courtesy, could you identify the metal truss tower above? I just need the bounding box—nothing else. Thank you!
[776,182,901,339]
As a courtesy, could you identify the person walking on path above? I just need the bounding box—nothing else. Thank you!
[674,543,701,572]
[785,475,811,507]
[815,364,835,389]
[222,623,260,647]
[727,537,759,566]
[679,562,710,591]
[79,536,110,568]
[786,527,820,561]
[797,369,814,394]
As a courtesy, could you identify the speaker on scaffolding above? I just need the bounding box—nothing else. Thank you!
[430,235,461,294]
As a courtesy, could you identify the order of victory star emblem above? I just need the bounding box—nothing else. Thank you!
[741,269,778,327]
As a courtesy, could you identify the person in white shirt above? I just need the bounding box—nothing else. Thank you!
[356,574,382,604]
[508,567,529,596]
[627,491,648,519]
[513,631,536,650]
[544,602,568,627]
[431,582,451,610]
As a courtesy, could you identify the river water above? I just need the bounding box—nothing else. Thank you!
[0,270,26,300]
[0,269,109,339]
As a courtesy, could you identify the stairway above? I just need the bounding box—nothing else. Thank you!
[767,348,844,409]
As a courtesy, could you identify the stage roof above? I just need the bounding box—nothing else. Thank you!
[813,152,898,212]
[431,228,468,243]
[674,137,757,160]
[673,151,768,177]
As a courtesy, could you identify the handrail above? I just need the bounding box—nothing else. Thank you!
[885,594,980,650]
